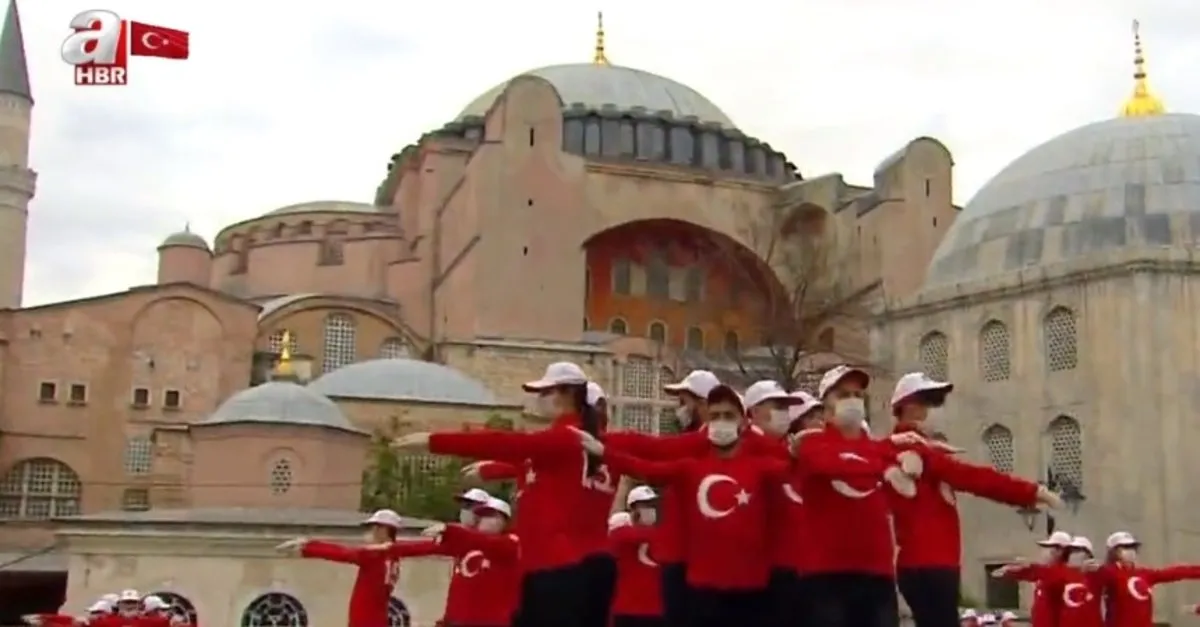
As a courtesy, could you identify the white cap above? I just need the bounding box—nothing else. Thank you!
[981,614,997,624]
[1106,530,1140,549]
[586,381,606,406]
[1036,530,1073,547]
[961,609,978,619]
[477,496,512,517]
[1000,611,1018,621]
[142,596,167,611]
[101,594,120,604]
[1069,536,1094,553]
[456,487,490,504]
[706,384,746,415]
[743,380,798,410]
[523,362,588,392]
[818,365,870,398]
[787,391,822,421]
[626,485,658,507]
[363,508,404,529]
[608,511,632,530]
[88,601,112,613]
[118,589,141,603]
[890,372,954,407]
[663,370,720,397]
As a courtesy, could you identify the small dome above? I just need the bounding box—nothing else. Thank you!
[201,381,360,432]
[458,64,735,128]
[309,358,499,406]
[159,230,209,250]
[926,113,1200,288]
[266,201,383,216]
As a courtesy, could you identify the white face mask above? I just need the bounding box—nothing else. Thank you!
[118,606,139,617]
[535,395,557,418]
[768,409,791,435]
[1116,547,1137,563]
[675,405,693,427]
[922,407,945,433]
[476,515,505,534]
[633,506,657,525]
[459,509,478,526]
[833,398,866,425]
[1066,550,1088,567]
[707,420,740,447]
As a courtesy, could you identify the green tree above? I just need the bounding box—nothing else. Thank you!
[360,415,466,521]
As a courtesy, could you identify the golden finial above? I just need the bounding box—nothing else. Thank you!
[275,331,294,377]
[1120,20,1165,118]
[593,12,609,65]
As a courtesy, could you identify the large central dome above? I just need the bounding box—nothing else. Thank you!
[457,63,736,128]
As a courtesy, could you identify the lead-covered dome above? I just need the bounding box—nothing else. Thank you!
[926,113,1200,289]
[309,358,499,406]
[200,381,358,432]
[457,63,735,128]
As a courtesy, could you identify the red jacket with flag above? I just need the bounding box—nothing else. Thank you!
[1010,563,1103,627]
[1095,563,1200,627]
[429,414,609,572]
[609,523,663,617]
[301,540,434,627]
[886,423,1040,569]
[432,524,520,626]
[88,617,172,627]
[1005,561,1063,627]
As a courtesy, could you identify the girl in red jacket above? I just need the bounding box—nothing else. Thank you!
[609,486,665,627]
[420,497,520,627]
[392,362,614,627]
[994,536,1103,627]
[1094,531,1200,627]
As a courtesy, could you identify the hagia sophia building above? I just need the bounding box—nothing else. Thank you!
[3,0,1200,623]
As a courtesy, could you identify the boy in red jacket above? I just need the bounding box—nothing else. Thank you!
[887,372,1057,627]
[609,486,664,627]
[994,536,1103,627]
[1092,531,1200,627]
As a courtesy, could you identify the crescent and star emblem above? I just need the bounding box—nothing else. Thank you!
[1127,576,1152,601]
[456,550,489,578]
[696,474,750,519]
[782,482,804,505]
[1063,583,1090,608]
[830,453,880,499]
[141,32,164,50]
[839,452,869,463]
[636,543,658,567]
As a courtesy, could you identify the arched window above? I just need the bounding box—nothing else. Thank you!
[123,437,153,475]
[1044,307,1078,372]
[683,266,704,302]
[147,592,197,625]
[918,331,949,381]
[379,337,410,359]
[1048,416,1083,491]
[388,598,410,627]
[321,313,357,372]
[979,320,1011,382]
[648,321,667,343]
[0,458,81,519]
[723,331,740,355]
[646,252,670,298]
[241,592,307,627]
[609,318,628,335]
[267,329,299,355]
[611,258,632,295]
[269,459,293,496]
[982,424,1015,473]
[685,327,704,351]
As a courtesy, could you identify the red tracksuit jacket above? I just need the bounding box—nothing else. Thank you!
[1096,562,1200,627]
[433,524,520,626]
[1005,560,1063,627]
[603,444,788,589]
[429,413,610,572]
[88,616,172,627]
[793,424,897,577]
[1013,564,1103,627]
[301,539,433,627]
[887,423,1040,569]
[609,523,663,618]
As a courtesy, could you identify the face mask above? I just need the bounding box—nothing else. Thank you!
[1117,547,1137,563]
[119,607,139,617]
[833,398,866,425]
[634,507,657,525]
[476,515,505,534]
[922,407,945,433]
[675,405,692,427]
[1037,547,1059,563]
[459,509,478,526]
[707,420,740,447]
[536,395,557,418]
[1066,551,1088,567]
[768,409,791,435]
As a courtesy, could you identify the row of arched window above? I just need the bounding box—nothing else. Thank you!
[604,318,740,353]
[918,306,1078,382]
[981,416,1084,491]
[265,315,411,374]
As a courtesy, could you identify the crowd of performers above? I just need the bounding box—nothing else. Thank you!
[30,363,1200,627]
[24,590,184,626]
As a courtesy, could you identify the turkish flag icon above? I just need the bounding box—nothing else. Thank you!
[128,21,189,59]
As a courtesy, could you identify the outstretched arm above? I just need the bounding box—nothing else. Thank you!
[476,461,520,481]
[602,448,686,484]
[430,428,578,463]
[604,430,709,460]
[925,449,1039,506]
[793,436,886,478]
[380,538,449,559]
[300,540,365,565]
[1148,565,1200,584]
[609,523,655,549]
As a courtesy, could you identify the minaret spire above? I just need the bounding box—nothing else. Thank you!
[1119,19,1165,118]
[593,12,609,65]
[0,0,30,102]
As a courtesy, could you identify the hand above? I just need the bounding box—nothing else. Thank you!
[1081,559,1101,572]
[275,537,307,554]
[391,432,431,451]
[1036,485,1063,509]
[889,432,926,447]
[991,562,1024,578]
[884,466,916,497]
[896,450,924,477]
[461,461,489,481]
[568,427,605,455]
[928,440,965,454]
[787,428,822,456]
[420,523,446,538]
[21,615,41,626]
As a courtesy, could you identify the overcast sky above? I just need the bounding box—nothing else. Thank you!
[14,0,1200,306]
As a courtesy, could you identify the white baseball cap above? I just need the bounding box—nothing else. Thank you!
[608,511,632,530]
[818,365,871,398]
[1069,536,1094,553]
[626,485,658,507]
[1000,611,1018,621]
[523,362,588,392]
[980,614,997,624]
[1106,530,1140,549]
[118,589,141,603]
[456,487,490,504]
[586,381,606,406]
[961,609,978,619]
[743,380,799,410]
[890,372,954,407]
[706,384,746,415]
[787,391,822,421]
[142,596,167,611]
[663,370,720,397]
[477,496,512,517]
[88,601,112,613]
[1037,530,1073,547]
[363,509,404,529]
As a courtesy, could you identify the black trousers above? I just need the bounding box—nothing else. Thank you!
[613,616,668,627]
[686,587,768,627]
[659,562,690,627]
[898,567,960,627]
[579,553,617,627]
[767,568,810,627]
[511,564,586,627]
[802,573,898,627]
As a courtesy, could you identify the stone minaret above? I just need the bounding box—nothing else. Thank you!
[0,0,34,309]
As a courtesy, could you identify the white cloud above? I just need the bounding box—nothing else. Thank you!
[16,0,1200,305]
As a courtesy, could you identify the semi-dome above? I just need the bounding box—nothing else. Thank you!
[457,63,735,128]
[309,358,499,406]
[925,113,1200,289]
[159,230,209,250]
[200,381,359,432]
